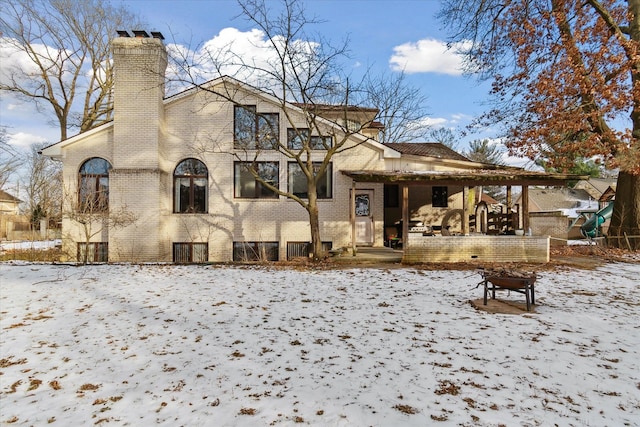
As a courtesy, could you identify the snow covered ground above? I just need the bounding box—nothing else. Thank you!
[0,240,61,252]
[1,262,639,426]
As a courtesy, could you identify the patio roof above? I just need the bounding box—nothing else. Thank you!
[341,169,589,187]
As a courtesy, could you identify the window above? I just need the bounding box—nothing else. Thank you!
[78,158,111,211]
[173,242,208,263]
[77,242,108,263]
[234,162,279,198]
[234,105,279,149]
[286,241,332,259]
[174,159,208,213]
[233,242,279,261]
[344,119,360,132]
[288,162,332,199]
[287,128,332,150]
[432,186,448,207]
[384,184,399,208]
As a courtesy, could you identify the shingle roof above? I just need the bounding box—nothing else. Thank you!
[382,143,471,162]
[0,189,21,203]
[528,187,594,211]
[574,178,617,199]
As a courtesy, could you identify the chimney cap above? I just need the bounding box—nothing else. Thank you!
[132,30,150,38]
[151,31,165,40]
[116,30,131,37]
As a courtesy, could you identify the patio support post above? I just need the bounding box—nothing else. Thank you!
[351,180,356,254]
[462,186,470,235]
[506,186,513,230]
[522,185,530,233]
[402,183,409,248]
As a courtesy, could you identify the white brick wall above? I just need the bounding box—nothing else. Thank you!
[53,35,480,263]
[403,234,550,263]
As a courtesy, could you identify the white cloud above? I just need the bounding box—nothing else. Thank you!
[167,27,320,90]
[8,132,48,150]
[450,113,473,124]
[423,117,448,127]
[389,38,470,75]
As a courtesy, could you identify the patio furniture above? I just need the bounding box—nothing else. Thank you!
[479,269,537,311]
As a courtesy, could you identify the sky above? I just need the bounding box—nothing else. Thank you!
[1,260,639,425]
[1,0,499,154]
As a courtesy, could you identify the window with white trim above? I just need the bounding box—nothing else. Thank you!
[234,162,279,198]
[78,158,111,211]
[287,128,332,150]
[174,159,208,213]
[288,162,332,199]
[234,105,279,149]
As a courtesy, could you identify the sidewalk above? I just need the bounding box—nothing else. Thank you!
[331,246,403,264]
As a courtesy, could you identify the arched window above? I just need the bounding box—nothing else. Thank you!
[174,158,208,213]
[79,157,112,211]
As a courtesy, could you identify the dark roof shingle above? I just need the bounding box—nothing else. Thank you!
[383,142,471,162]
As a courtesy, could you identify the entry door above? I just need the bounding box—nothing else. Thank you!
[354,190,374,246]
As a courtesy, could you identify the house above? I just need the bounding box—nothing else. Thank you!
[41,31,583,263]
[0,189,21,216]
[514,187,600,241]
[573,178,617,209]
[1,189,24,240]
[40,31,491,263]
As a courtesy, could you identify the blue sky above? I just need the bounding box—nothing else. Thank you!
[123,0,494,137]
[1,0,498,153]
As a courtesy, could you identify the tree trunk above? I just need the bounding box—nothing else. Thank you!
[608,171,640,250]
[307,180,323,261]
[308,203,323,261]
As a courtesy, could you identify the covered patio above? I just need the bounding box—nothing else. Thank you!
[343,168,587,263]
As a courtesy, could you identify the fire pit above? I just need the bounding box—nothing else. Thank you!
[479,268,537,311]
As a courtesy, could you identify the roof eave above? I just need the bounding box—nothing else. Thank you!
[341,170,590,186]
[40,122,113,159]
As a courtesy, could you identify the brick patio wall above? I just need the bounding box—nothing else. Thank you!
[530,211,570,245]
[403,234,550,263]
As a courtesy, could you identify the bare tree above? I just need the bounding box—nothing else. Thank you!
[362,70,431,143]
[428,127,461,150]
[0,127,20,189]
[0,0,142,141]
[21,142,62,228]
[171,0,389,260]
[62,185,136,264]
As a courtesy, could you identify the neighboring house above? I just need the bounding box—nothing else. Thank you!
[515,187,600,240]
[42,31,487,263]
[518,187,599,217]
[573,178,616,209]
[0,189,24,240]
[0,189,21,216]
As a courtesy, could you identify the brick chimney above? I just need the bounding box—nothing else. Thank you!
[109,30,167,262]
[111,30,167,168]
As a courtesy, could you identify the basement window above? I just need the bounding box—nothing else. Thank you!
[77,242,108,263]
[173,242,208,263]
[233,242,279,261]
[286,241,333,259]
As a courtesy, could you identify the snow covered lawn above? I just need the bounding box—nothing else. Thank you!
[1,262,639,426]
